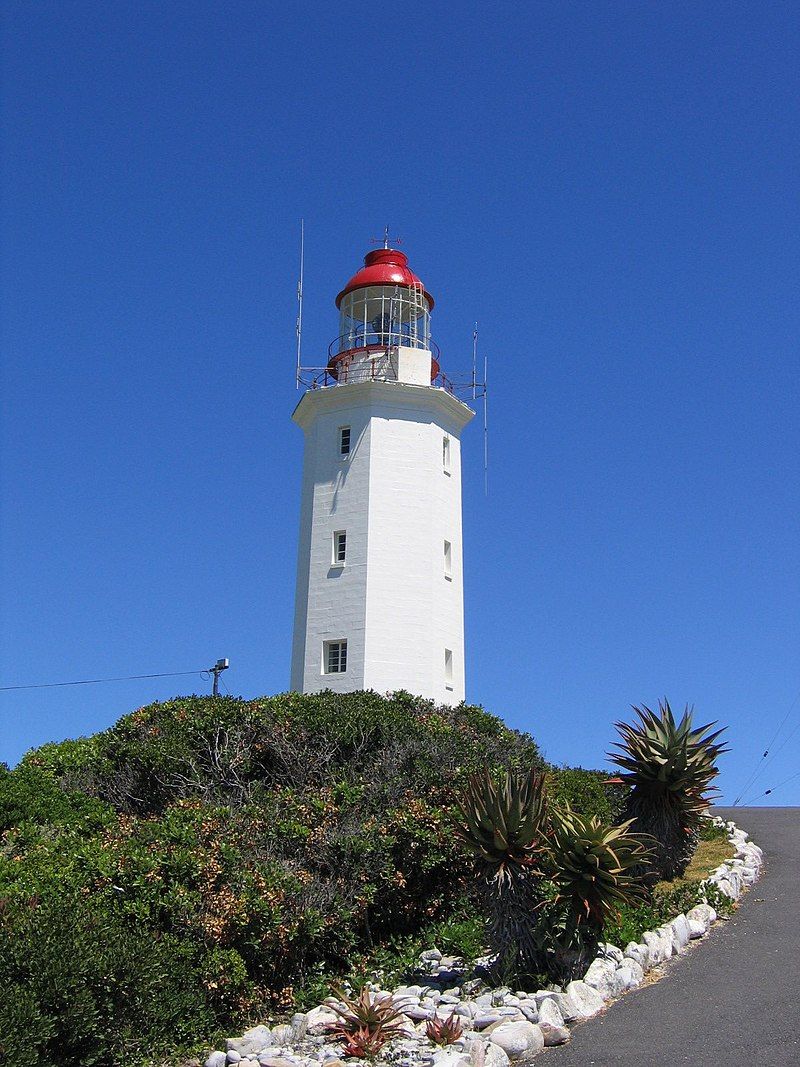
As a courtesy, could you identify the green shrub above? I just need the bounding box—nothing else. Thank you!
[699,819,728,842]
[0,691,545,1065]
[0,690,619,1064]
[0,888,243,1067]
[603,876,734,947]
[546,766,625,823]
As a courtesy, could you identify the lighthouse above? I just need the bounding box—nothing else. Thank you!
[290,242,474,704]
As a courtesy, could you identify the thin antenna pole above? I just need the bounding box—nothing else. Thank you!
[472,323,478,400]
[295,219,305,388]
[483,356,489,496]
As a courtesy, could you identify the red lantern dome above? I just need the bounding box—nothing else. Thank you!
[335,248,435,309]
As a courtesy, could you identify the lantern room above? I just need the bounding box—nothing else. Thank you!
[328,248,440,382]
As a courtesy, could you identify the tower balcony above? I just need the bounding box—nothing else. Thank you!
[302,332,453,392]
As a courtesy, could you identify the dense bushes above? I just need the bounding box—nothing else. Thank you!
[0,691,550,1066]
[3,690,713,1065]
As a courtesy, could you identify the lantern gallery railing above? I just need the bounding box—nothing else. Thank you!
[328,330,441,361]
[298,345,456,395]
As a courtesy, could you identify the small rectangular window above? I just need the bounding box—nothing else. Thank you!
[444,540,452,579]
[339,426,351,457]
[443,435,451,473]
[444,648,454,687]
[325,640,348,674]
[333,530,347,566]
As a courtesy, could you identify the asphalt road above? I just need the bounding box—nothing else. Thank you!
[543,807,799,1067]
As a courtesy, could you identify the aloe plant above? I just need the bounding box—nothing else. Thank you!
[426,1010,464,1046]
[326,985,406,1057]
[608,700,728,879]
[550,809,651,924]
[453,768,547,885]
[452,769,549,978]
[529,808,651,980]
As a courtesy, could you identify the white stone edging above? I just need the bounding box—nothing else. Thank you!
[206,818,763,1067]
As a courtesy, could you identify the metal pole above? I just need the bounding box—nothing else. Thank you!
[295,219,304,388]
[209,658,229,697]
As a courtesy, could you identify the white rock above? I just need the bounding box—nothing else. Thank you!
[304,1007,338,1035]
[431,1049,471,1067]
[564,981,605,1020]
[533,991,578,1023]
[205,1054,227,1067]
[485,1020,544,1058]
[650,927,675,962]
[422,949,444,961]
[240,1026,272,1050]
[395,985,425,998]
[538,1022,570,1047]
[623,942,650,970]
[495,1007,525,1020]
[687,918,706,938]
[537,1000,564,1029]
[583,957,624,1000]
[615,962,642,991]
[483,1042,511,1067]
[227,1037,261,1057]
[670,914,692,952]
[687,903,716,930]
[474,1014,505,1030]
[270,1025,293,1046]
[715,876,740,900]
[520,1006,539,1023]
[405,1004,435,1021]
[597,942,624,963]
[227,1054,242,1065]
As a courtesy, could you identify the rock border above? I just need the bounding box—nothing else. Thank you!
[206,818,763,1067]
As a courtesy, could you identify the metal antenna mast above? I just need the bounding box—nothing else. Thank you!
[471,323,478,400]
[295,219,305,389]
[483,356,489,496]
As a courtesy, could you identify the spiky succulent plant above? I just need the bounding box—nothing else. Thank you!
[326,985,406,1057]
[426,1011,464,1046]
[453,768,549,980]
[608,700,728,880]
[539,807,651,980]
[548,808,651,926]
[453,768,547,887]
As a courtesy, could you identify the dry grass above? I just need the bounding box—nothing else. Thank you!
[654,836,734,894]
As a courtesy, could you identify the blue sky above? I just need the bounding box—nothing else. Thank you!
[1,1,798,805]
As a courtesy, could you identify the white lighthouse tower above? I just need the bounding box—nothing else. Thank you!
[290,242,474,704]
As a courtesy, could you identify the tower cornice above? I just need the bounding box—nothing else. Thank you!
[292,380,474,433]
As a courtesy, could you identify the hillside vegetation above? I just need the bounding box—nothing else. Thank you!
[0,691,620,1067]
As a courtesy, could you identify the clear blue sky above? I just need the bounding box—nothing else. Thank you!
[1,2,798,806]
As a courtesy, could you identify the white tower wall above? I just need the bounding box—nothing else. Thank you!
[291,380,473,704]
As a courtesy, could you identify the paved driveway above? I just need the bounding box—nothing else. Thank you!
[543,807,799,1066]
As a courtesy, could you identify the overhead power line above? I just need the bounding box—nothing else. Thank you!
[0,668,213,694]
[744,768,800,804]
[733,685,800,806]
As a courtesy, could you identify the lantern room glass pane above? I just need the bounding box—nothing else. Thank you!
[338,285,430,354]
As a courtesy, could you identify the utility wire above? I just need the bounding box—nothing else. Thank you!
[0,670,208,693]
[744,768,800,804]
[733,686,800,805]
[741,716,800,805]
